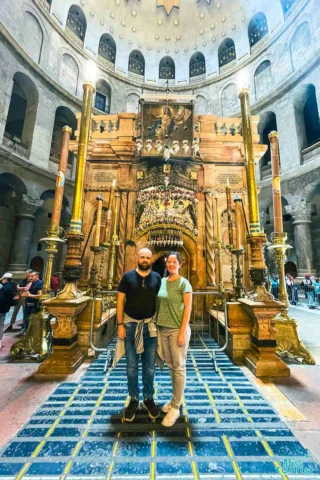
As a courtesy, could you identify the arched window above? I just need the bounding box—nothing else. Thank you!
[66,5,86,46]
[23,12,44,63]
[98,34,116,67]
[4,72,39,156]
[258,111,277,179]
[159,56,175,80]
[254,60,272,100]
[248,13,268,53]
[218,39,236,73]
[281,0,299,19]
[290,23,311,72]
[128,50,145,81]
[60,54,79,96]
[303,86,320,148]
[95,80,111,113]
[50,107,77,167]
[189,52,206,83]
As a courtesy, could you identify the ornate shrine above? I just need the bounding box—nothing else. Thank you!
[69,94,266,292]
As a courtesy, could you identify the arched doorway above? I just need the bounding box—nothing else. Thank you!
[285,261,297,278]
[30,256,44,276]
[152,249,190,280]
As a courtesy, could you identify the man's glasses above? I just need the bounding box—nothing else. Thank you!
[142,278,148,289]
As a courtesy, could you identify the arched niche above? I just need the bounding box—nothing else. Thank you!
[127,93,140,114]
[254,60,272,100]
[290,22,311,71]
[23,12,44,63]
[49,106,77,166]
[221,83,238,117]
[60,54,79,96]
[258,111,277,179]
[4,72,39,155]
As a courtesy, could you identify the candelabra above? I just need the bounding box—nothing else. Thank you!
[107,193,121,290]
[231,247,245,299]
[148,229,183,248]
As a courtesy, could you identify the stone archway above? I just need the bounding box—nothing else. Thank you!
[152,247,190,279]
[133,228,197,289]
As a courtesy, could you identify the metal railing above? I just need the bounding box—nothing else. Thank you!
[90,290,228,373]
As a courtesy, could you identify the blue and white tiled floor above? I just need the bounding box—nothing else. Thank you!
[0,336,319,480]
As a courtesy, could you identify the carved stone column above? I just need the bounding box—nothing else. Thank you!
[285,201,316,277]
[205,191,216,286]
[8,194,44,277]
[116,191,128,283]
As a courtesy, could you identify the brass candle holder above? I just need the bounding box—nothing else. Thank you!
[231,247,245,299]
[88,246,104,296]
[107,193,121,291]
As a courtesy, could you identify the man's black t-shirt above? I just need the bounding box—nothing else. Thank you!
[26,279,44,305]
[118,270,161,320]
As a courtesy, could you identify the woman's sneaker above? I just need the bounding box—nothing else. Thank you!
[123,397,139,422]
[162,401,171,413]
[161,407,180,427]
[141,398,160,419]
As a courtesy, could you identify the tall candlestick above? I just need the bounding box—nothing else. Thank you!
[239,88,261,235]
[103,179,116,243]
[215,192,221,242]
[50,126,72,237]
[226,178,234,247]
[269,131,283,233]
[234,194,241,250]
[107,193,121,290]
[94,194,103,247]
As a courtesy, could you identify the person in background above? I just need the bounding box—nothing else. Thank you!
[313,277,320,307]
[50,274,59,297]
[157,252,193,428]
[0,273,16,349]
[270,273,279,300]
[301,274,313,300]
[286,273,295,305]
[21,271,43,333]
[6,269,32,332]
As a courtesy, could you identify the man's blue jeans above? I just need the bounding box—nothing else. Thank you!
[125,322,157,399]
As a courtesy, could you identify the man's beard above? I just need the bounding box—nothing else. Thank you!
[138,262,150,271]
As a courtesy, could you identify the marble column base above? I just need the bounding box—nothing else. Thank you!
[243,344,290,377]
[38,339,85,375]
[7,264,29,279]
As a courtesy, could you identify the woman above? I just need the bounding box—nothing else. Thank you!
[157,252,192,427]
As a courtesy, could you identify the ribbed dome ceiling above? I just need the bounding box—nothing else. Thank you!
[87,0,280,55]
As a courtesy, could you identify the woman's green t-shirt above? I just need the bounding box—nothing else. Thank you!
[157,276,193,328]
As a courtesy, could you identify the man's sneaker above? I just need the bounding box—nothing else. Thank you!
[142,398,160,419]
[162,401,171,413]
[161,407,180,427]
[123,397,139,422]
